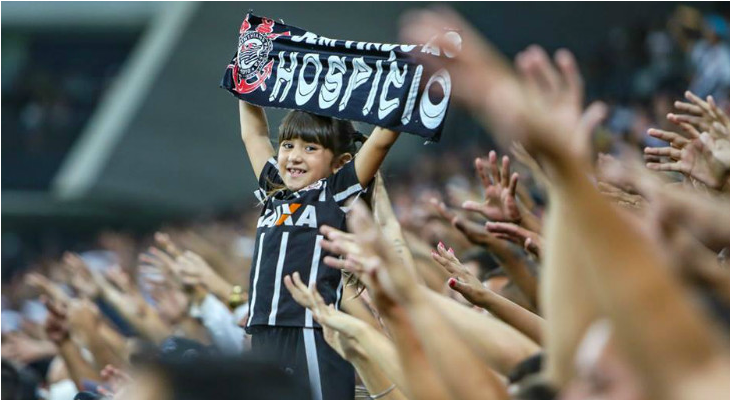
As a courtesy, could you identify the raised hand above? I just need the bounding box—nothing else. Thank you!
[462,151,521,223]
[42,296,70,345]
[597,182,645,210]
[139,246,180,282]
[320,225,365,275]
[320,224,400,313]
[670,91,730,138]
[430,198,497,247]
[430,244,484,304]
[1,333,56,364]
[62,252,100,299]
[347,201,420,307]
[175,250,233,301]
[402,9,592,167]
[645,133,730,190]
[25,272,71,308]
[283,272,367,360]
[149,281,188,325]
[485,222,543,259]
[66,299,102,338]
[154,232,183,258]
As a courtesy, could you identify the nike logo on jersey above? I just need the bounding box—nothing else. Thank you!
[257,203,318,229]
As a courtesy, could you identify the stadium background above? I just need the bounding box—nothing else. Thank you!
[2,1,725,280]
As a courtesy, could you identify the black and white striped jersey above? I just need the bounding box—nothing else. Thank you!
[246,158,366,330]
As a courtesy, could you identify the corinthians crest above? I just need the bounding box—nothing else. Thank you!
[233,15,291,94]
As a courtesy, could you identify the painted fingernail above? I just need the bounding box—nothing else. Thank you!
[448,278,457,288]
[438,241,444,249]
[448,247,454,254]
[431,250,438,257]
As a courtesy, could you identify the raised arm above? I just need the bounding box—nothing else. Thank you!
[354,127,400,187]
[239,100,276,178]
[401,10,730,397]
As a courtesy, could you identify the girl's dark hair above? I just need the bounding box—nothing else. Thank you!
[278,111,367,157]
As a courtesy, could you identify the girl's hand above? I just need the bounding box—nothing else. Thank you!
[462,151,521,223]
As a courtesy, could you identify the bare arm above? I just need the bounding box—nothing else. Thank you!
[349,203,509,400]
[354,127,400,187]
[44,299,102,390]
[380,305,454,400]
[283,273,408,397]
[239,100,275,178]
[431,200,539,309]
[424,289,541,375]
[400,10,730,396]
[451,280,544,345]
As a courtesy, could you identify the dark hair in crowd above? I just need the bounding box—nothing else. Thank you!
[278,110,367,158]
[2,359,39,400]
[153,356,310,400]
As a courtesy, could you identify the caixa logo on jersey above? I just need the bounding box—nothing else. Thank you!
[257,203,318,229]
[233,15,291,94]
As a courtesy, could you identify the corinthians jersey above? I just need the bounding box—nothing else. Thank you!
[246,158,366,330]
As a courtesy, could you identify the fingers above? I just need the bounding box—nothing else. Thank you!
[399,6,512,108]
[283,275,304,306]
[684,91,715,117]
[708,96,730,129]
[447,277,474,298]
[284,272,316,309]
[291,271,309,293]
[320,238,343,256]
[430,198,457,221]
[431,249,453,272]
[347,201,387,261]
[673,100,703,116]
[320,225,354,242]
[667,113,709,132]
[453,217,488,241]
[154,232,182,258]
[475,157,492,189]
[310,284,328,311]
[578,101,608,140]
[678,122,701,140]
[644,146,682,160]
[41,295,66,318]
[712,121,729,138]
[555,48,583,106]
[524,237,542,258]
[461,200,485,215]
[485,221,529,245]
[647,128,690,147]
[529,45,561,95]
[646,161,687,174]
[323,255,347,270]
[500,155,510,188]
[508,172,519,197]
[488,151,500,185]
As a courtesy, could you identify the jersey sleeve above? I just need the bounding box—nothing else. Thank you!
[327,160,366,207]
[254,158,283,202]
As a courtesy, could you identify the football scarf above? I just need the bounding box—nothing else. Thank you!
[220,13,456,141]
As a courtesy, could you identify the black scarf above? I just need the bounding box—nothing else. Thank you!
[220,13,455,141]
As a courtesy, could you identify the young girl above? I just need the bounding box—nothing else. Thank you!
[237,100,399,400]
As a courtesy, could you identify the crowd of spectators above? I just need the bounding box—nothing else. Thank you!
[3,4,730,400]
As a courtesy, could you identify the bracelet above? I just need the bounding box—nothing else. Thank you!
[228,285,245,310]
[369,384,396,399]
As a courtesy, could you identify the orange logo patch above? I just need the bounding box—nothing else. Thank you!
[275,203,301,226]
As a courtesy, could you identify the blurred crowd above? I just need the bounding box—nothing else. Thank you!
[3,4,730,400]
[2,32,137,190]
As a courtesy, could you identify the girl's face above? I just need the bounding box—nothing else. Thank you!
[277,137,337,191]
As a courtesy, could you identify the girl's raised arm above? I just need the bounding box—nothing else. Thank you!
[239,100,276,178]
[355,127,400,187]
